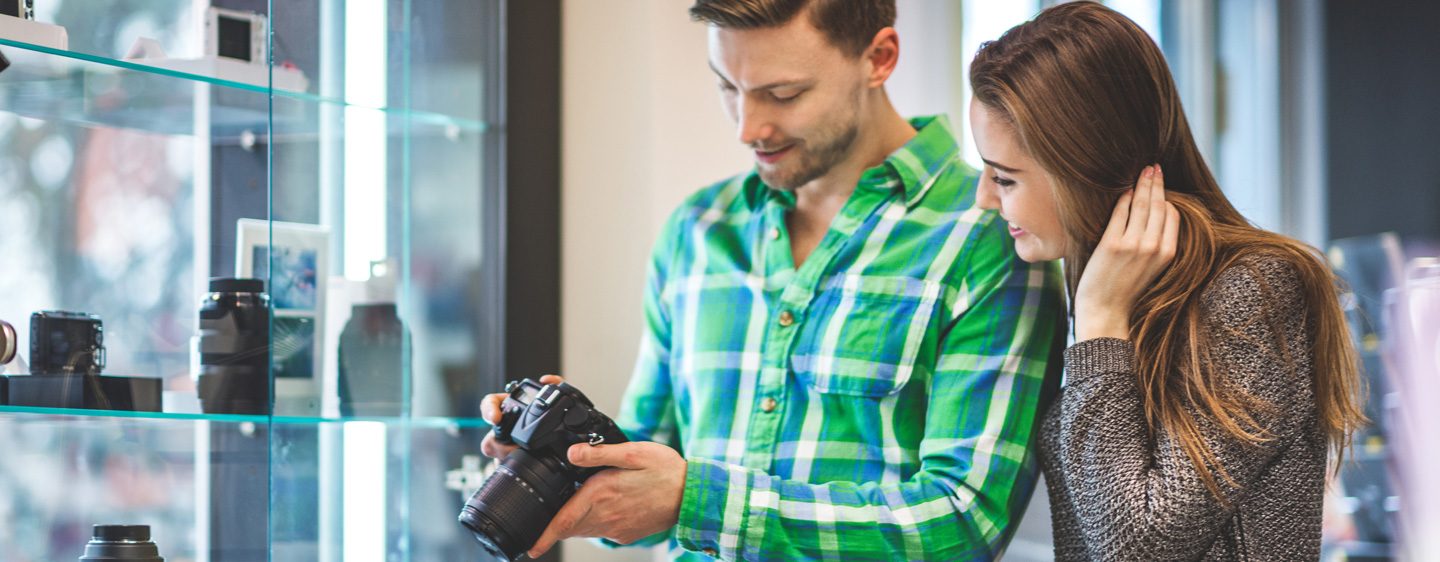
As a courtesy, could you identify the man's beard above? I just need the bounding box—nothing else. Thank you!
[756,118,860,192]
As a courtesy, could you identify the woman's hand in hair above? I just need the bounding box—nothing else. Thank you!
[1074,164,1180,342]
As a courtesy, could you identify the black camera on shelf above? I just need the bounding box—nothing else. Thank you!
[29,311,105,375]
[459,379,629,562]
[79,525,165,562]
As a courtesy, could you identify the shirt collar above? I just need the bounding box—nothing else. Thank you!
[861,114,962,207]
[753,114,963,209]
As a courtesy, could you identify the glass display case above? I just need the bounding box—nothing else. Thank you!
[0,1,534,560]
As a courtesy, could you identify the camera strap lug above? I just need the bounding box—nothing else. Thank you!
[587,433,606,446]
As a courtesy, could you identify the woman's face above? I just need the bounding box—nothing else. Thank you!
[970,100,1069,262]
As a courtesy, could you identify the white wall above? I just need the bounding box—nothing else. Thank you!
[559,1,750,560]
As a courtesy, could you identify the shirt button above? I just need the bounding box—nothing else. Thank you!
[702,547,718,557]
[761,397,778,413]
[778,310,795,327]
[768,227,781,240]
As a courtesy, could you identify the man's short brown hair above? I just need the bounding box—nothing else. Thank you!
[690,0,897,58]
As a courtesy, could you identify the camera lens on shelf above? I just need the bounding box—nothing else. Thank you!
[0,319,15,365]
[196,278,271,415]
[78,525,165,562]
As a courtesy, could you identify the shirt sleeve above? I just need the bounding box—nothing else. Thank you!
[672,220,1068,561]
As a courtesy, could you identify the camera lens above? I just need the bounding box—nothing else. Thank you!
[197,278,270,415]
[0,319,15,365]
[459,449,578,562]
[79,525,164,561]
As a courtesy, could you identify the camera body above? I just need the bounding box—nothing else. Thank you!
[459,379,629,562]
[204,7,267,65]
[493,379,629,459]
[29,311,104,375]
[0,0,35,20]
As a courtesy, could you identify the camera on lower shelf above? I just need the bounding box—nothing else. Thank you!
[0,311,161,412]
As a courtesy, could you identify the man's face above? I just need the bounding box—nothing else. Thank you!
[708,16,870,191]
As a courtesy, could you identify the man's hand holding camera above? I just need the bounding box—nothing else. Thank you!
[479,376,687,558]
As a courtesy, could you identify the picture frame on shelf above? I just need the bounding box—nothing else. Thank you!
[237,218,329,416]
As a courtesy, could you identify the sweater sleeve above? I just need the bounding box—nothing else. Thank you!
[1047,258,1317,561]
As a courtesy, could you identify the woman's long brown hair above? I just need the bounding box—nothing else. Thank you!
[970,1,1367,501]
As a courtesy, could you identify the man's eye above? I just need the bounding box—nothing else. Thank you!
[992,176,1016,188]
[773,91,801,103]
[718,83,737,93]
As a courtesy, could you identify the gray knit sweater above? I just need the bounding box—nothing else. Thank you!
[1038,255,1328,561]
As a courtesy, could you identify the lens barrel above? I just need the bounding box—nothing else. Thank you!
[459,449,577,562]
[79,525,164,561]
[197,278,270,415]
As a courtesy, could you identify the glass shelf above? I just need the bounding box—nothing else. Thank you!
[0,405,494,429]
[1,0,507,558]
[0,37,488,140]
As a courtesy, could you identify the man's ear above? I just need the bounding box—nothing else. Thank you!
[865,27,900,88]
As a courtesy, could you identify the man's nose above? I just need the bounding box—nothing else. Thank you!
[736,98,773,146]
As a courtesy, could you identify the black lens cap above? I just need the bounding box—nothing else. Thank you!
[94,525,151,542]
[209,277,265,293]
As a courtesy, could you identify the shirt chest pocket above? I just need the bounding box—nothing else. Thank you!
[789,274,944,397]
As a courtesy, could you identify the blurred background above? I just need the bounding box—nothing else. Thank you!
[557,1,1438,561]
[0,0,1434,560]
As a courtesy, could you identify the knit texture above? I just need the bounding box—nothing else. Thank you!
[1039,255,1328,561]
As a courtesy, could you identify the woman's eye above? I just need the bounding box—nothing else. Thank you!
[992,176,1016,188]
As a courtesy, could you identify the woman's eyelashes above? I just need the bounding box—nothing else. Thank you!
[991,175,1016,188]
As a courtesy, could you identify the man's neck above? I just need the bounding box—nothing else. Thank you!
[791,103,917,214]
[787,101,918,267]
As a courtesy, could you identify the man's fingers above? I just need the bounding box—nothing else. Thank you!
[539,374,565,385]
[527,496,591,558]
[480,393,505,425]
[569,442,645,469]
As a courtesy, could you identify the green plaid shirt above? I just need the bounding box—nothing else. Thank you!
[614,115,1066,561]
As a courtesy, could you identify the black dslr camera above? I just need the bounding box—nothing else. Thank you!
[459,378,629,561]
[30,311,105,375]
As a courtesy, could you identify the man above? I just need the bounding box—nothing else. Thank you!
[482,1,1065,559]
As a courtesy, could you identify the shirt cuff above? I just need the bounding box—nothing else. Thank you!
[593,527,672,550]
[676,457,751,559]
[1063,337,1135,382]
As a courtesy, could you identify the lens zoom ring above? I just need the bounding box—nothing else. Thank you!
[470,463,562,551]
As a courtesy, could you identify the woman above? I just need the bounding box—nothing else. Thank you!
[967,2,1366,560]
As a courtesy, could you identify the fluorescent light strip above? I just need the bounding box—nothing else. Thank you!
[343,0,389,559]
[342,421,388,561]
[344,0,388,281]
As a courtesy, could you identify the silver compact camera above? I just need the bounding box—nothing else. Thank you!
[0,0,35,20]
[205,7,267,65]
